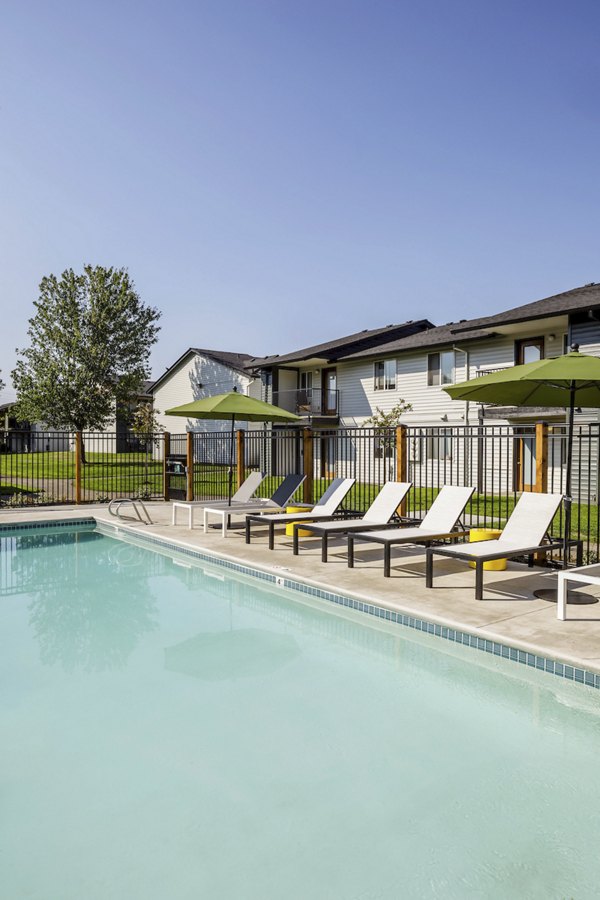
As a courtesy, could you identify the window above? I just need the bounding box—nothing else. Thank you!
[299,371,313,391]
[426,428,453,460]
[515,337,544,365]
[374,359,396,390]
[374,434,394,459]
[427,350,455,386]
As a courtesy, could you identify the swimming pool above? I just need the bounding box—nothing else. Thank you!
[2,523,600,898]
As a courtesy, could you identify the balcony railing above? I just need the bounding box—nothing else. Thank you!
[272,388,340,417]
[475,364,514,377]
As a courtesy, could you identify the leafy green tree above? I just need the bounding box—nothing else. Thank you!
[0,371,4,393]
[130,401,163,492]
[12,266,161,459]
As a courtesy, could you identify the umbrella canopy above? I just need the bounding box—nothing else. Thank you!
[443,347,600,583]
[166,391,301,503]
[165,391,302,424]
[444,351,600,407]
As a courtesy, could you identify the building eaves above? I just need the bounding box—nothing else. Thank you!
[151,347,255,392]
[450,283,600,333]
[245,319,434,369]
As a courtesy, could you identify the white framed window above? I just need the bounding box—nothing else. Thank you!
[374,359,396,391]
[427,350,455,386]
[426,428,453,460]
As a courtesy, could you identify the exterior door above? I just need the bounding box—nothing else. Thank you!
[322,368,337,415]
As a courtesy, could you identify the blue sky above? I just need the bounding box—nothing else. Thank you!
[1,0,599,399]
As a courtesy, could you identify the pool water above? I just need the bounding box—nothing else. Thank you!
[2,526,600,899]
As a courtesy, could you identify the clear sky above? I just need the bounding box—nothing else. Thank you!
[1,0,599,400]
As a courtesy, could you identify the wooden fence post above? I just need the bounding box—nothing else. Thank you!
[535,422,548,494]
[396,425,408,516]
[186,432,194,501]
[236,429,245,490]
[303,427,313,504]
[534,422,549,562]
[163,432,170,501]
[75,431,83,504]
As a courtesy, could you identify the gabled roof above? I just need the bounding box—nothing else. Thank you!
[246,319,434,368]
[340,322,496,360]
[151,347,254,392]
[451,283,600,333]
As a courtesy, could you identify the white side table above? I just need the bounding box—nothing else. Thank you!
[557,564,600,620]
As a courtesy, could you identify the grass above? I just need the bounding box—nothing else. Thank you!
[1,452,598,548]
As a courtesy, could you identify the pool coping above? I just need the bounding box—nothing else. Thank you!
[3,514,600,691]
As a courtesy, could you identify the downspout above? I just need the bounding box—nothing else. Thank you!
[452,345,470,425]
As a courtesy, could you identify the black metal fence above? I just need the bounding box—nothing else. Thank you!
[1,424,599,562]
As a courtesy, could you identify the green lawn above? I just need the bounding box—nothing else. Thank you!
[1,453,598,551]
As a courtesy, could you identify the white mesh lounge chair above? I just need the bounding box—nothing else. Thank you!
[292,481,413,562]
[348,485,475,577]
[172,471,265,528]
[425,491,564,601]
[203,474,306,538]
[245,477,356,549]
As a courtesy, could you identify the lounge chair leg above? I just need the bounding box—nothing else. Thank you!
[245,519,251,544]
[384,544,391,578]
[293,525,299,555]
[322,533,328,563]
[269,523,275,550]
[348,536,354,568]
[475,561,483,601]
[425,549,433,588]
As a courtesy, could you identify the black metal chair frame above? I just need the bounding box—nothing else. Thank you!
[425,535,583,601]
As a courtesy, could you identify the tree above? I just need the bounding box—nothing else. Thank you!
[363,400,413,430]
[130,401,163,494]
[0,370,4,393]
[12,266,161,459]
[363,400,413,477]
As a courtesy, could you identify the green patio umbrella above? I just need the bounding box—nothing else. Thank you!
[166,391,301,504]
[444,346,600,599]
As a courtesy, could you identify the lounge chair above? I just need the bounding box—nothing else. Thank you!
[203,473,307,538]
[425,491,564,601]
[245,477,356,549]
[292,481,413,561]
[347,485,475,577]
[171,470,265,528]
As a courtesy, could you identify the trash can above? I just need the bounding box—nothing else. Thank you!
[469,528,506,571]
[166,455,187,500]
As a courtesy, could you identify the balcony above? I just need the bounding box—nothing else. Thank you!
[272,388,340,419]
[475,364,514,377]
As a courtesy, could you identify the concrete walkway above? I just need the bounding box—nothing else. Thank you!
[2,502,600,675]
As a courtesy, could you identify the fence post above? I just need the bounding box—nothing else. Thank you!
[75,431,83,504]
[535,422,548,493]
[396,425,408,516]
[303,427,313,504]
[236,429,245,490]
[534,422,549,562]
[163,432,170,501]
[186,432,194,501]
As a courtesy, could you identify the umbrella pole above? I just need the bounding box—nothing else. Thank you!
[228,416,235,506]
[562,382,576,570]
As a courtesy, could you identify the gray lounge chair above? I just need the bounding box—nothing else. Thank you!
[425,491,564,600]
[348,485,475,576]
[292,481,413,561]
[172,470,265,528]
[245,477,356,549]
[203,473,306,537]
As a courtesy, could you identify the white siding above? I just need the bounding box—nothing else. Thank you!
[153,353,256,434]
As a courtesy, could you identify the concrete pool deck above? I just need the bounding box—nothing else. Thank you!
[3,502,600,677]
